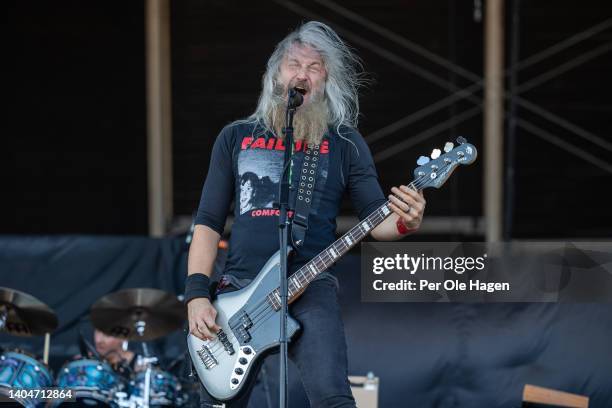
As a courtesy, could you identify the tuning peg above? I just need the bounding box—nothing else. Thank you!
[430,149,441,160]
[443,142,454,153]
[417,156,430,166]
[456,136,467,145]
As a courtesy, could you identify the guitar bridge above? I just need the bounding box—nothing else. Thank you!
[197,344,218,369]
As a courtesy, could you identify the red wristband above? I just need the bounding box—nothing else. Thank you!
[396,218,417,235]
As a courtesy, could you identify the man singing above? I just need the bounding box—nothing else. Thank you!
[185,21,426,407]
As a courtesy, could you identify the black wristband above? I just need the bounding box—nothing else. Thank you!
[184,273,211,304]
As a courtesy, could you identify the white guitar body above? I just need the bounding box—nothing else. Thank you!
[187,248,300,401]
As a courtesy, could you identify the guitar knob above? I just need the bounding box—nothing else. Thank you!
[443,142,454,153]
[430,149,441,160]
[417,156,430,166]
[456,136,467,145]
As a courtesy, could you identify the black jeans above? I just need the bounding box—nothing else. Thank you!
[199,274,356,408]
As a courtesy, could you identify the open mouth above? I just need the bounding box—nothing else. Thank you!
[294,86,308,95]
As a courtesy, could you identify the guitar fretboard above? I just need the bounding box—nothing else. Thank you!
[266,181,417,308]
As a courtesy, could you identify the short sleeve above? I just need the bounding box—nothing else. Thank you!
[346,130,387,220]
[194,126,235,234]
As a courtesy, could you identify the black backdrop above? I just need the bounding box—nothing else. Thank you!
[4,0,612,238]
[1,236,611,407]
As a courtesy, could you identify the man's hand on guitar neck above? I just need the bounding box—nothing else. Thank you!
[371,185,426,241]
[188,297,221,341]
[389,185,426,230]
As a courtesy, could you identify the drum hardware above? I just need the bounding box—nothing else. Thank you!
[90,288,185,342]
[90,288,188,407]
[115,391,130,407]
[43,333,50,365]
[128,361,184,407]
[136,343,158,408]
[0,287,190,407]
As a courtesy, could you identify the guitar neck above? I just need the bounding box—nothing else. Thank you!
[281,180,417,303]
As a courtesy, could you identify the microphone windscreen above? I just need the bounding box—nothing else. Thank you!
[288,88,304,108]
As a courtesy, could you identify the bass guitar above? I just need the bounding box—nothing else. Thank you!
[187,137,477,401]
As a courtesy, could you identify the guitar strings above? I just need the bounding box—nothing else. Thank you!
[244,172,434,336]
[203,167,443,358]
[244,170,434,324]
[205,169,438,357]
[245,176,426,323]
[206,172,435,358]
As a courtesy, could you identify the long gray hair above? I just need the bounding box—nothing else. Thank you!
[243,21,365,136]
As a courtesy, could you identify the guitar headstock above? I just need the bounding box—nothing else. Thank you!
[413,137,477,189]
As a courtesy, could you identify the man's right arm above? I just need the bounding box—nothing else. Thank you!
[187,224,223,341]
[187,125,235,340]
[186,126,235,341]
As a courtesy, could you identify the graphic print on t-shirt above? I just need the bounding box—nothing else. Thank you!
[237,148,281,214]
[237,135,329,217]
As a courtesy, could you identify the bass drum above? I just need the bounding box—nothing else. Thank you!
[0,350,53,408]
[128,368,184,407]
[50,358,124,407]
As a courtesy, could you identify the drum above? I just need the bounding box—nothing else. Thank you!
[51,358,124,407]
[128,368,182,407]
[0,350,53,407]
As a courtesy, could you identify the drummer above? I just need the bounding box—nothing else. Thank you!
[93,329,136,370]
[75,329,141,376]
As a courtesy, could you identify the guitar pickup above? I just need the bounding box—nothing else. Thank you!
[234,326,251,343]
[218,329,235,355]
[240,312,253,329]
[229,310,254,345]
[197,344,218,369]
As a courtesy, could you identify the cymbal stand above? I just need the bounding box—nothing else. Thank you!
[43,333,50,364]
[136,319,157,408]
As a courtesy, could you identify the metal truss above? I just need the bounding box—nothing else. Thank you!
[275,0,612,174]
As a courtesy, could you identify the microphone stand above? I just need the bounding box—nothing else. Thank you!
[278,88,302,408]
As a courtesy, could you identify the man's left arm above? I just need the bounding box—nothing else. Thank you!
[345,130,426,241]
[370,186,425,241]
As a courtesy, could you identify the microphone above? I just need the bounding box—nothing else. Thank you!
[288,87,304,109]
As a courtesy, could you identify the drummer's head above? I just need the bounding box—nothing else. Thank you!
[94,329,126,356]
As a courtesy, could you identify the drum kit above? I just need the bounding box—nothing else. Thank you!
[0,286,196,408]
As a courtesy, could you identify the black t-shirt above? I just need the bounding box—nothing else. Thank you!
[195,122,386,280]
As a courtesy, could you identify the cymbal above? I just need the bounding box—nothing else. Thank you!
[0,287,59,336]
[90,288,185,341]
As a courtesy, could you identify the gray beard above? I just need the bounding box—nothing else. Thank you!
[268,92,329,146]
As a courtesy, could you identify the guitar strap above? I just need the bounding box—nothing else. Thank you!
[291,142,321,247]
